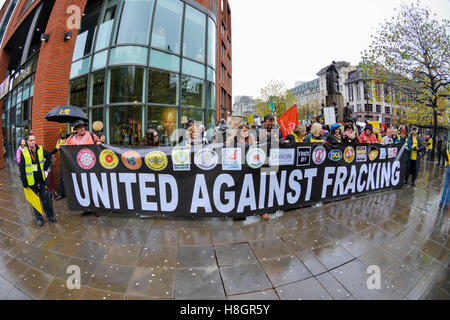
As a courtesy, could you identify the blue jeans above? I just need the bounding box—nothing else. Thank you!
[440,167,450,207]
[30,184,55,221]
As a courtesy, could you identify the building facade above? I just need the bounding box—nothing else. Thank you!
[232,95,255,116]
[0,0,232,169]
[290,61,394,125]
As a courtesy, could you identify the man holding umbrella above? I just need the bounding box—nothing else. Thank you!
[19,133,58,226]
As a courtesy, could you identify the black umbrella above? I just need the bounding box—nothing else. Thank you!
[45,105,88,123]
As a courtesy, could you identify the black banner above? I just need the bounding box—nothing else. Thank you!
[61,143,406,217]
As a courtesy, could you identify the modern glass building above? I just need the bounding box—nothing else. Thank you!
[0,0,232,167]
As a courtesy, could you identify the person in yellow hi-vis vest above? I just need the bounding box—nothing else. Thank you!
[426,135,433,161]
[19,133,58,226]
[439,141,450,210]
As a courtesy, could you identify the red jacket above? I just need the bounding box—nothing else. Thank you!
[358,132,379,144]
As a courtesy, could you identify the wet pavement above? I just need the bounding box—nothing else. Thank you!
[0,160,449,300]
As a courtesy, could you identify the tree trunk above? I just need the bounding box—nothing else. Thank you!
[432,110,438,162]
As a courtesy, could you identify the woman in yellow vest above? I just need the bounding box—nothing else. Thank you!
[305,123,325,143]
[439,141,450,210]
[286,123,307,144]
[19,133,58,226]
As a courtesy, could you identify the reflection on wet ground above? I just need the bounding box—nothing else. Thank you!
[0,160,448,300]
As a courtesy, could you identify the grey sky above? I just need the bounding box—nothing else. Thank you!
[228,0,450,101]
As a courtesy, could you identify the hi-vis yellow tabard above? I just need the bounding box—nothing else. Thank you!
[22,147,46,186]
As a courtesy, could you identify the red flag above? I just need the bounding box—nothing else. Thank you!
[277,104,298,138]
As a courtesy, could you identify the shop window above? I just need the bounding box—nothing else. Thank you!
[70,57,91,79]
[151,0,183,53]
[70,76,88,110]
[207,18,216,69]
[149,49,180,73]
[183,5,206,63]
[109,46,148,66]
[182,59,205,79]
[109,66,145,103]
[148,68,179,105]
[92,50,108,71]
[147,106,178,146]
[207,67,215,83]
[181,75,204,107]
[90,70,105,106]
[181,108,203,127]
[206,82,216,109]
[95,0,118,51]
[116,0,154,45]
[90,107,104,133]
[109,104,143,146]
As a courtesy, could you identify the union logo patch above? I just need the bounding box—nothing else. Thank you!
[343,146,355,163]
[145,151,168,171]
[121,151,142,170]
[77,149,96,170]
[99,149,119,169]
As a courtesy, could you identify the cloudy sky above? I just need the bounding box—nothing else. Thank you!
[228,0,450,101]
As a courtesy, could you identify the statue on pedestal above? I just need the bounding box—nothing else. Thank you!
[326,61,341,96]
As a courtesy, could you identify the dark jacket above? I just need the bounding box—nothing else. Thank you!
[19,145,56,188]
[326,133,343,146]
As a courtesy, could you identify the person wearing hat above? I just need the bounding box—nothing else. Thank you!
[19,133,58,226]
[326,123,343,146]
[357,124,379,144]
[405,126,424,186]
[342,122,357,144]
[58,120,100,216]
[55,127,69,200]
[63,120,100,146]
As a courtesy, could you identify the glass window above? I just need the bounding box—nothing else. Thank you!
[109,105,143,146]
[181,75,204,107]
[151,0,183,54]
[69,76,88,110]
[147,106,178,146]
[207,67,215,83]
[183,5,206,63]
[72,0,102,61]
[90,70,105,106]
[206,82,215,109]
[206,110,216,132]
[109,46,148,65]
[149,49,180,72]
[182,59,205,79]
[90,107,104,133]
[207,18,216,68]
[181,108,203,127]
[116,0,154,45]
[148,68,179,105]
[109,66,145,103]
[95,0,118,51]
[70,57,91,79]
[356,83,361,100]
[92,50,108,71]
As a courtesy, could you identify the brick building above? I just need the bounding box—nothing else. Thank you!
[0,0,232,175]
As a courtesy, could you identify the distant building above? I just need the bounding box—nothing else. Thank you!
[232,95,256,116]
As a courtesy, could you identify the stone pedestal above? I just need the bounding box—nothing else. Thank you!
[326,94,345,123]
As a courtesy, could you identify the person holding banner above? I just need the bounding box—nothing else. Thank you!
[285,123,307,144]
[305,123,325,143]
[342,122,357,144]
[439,141,450,211]
[226,124,256,146]
[357,124,378,144]
[19,133,57,226]
[326,123,343,146]
[406,126,424,187]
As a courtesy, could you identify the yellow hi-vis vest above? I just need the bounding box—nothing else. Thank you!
[291,132,304,143]
[445,144,450,167]
[22,147,46,186]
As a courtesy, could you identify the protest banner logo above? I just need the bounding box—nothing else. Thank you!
[222,148,242,170]
[172,149,190,171]
[297,147,311,166]
[145,151,168,171]
[343,146,355,163]
[121,151,142,170]
[312,146,326,165]
[356,146,367,162]
[328,149,343,162]
[369,146,379,161]
[77,149,96,170]
[269,148,295,166]
[388,147,397,159]
[99,149,119,169]
[379,148,387,160]
[246,147,266,169]
[194,148,219,170]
